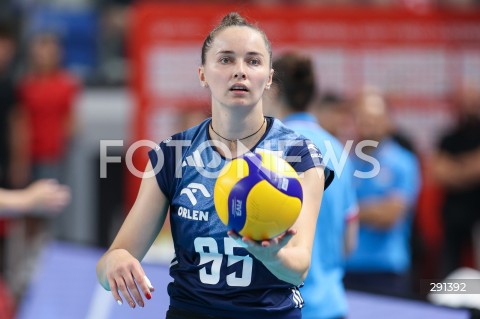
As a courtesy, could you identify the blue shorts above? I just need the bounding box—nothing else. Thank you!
[168,302,302,319]
[166,306,224,319]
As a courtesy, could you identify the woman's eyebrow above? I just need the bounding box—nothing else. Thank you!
[246,51,264,58]
[215,50,264,57]
[216,50,235,55]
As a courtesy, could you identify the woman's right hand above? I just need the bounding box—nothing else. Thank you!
[103,248,155,308]
[96,160,168,308]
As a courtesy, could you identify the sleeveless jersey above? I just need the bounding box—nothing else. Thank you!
[148,117,332,319]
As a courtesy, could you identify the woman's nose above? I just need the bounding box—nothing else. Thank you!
[234,72,246,79]
[233,63,246,80]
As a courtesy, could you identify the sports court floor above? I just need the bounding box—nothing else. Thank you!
[17,241,470,319]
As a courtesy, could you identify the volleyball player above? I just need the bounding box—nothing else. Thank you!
[96,12,332,319]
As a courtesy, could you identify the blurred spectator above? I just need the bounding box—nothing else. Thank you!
[0,178,70,318]
[344,88,421,297]
[0,179,70,215]
[14,31,79,185]
[310,92,355,144]
[431,83,480,277]
[391,131,417,155]
[0,20,19,287]
[266,52,359,319]
[8,31,79,302]
[0,22,17,189]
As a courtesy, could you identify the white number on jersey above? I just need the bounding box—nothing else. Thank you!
[194,237,253,287]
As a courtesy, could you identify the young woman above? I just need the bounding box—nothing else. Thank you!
[96,12,332,319]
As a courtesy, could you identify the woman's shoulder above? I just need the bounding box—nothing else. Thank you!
[157,117,211,145]
[268,117,306,141]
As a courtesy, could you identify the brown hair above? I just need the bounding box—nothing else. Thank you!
[201,12,272,67]
[272,52,316,112]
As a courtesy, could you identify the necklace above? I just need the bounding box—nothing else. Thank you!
[210,118,266,147]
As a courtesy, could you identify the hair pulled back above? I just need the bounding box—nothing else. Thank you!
[201,12,272,67]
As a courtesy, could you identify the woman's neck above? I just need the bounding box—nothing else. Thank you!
[210,106,266,158]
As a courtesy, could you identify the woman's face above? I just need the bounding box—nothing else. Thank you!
[199,26,273,110]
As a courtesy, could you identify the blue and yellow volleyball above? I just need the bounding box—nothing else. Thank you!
[214,151,303,241]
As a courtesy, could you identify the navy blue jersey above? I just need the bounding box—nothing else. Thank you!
[148,117,332,319]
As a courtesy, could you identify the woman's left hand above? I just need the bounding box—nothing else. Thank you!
[227,229,297,263]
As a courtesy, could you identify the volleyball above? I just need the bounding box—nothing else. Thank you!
[214,151,303,241]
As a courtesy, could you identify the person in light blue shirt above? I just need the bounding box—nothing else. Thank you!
[266,52,358,319]
[344,88,421,297]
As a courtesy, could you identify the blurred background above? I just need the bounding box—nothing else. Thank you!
[0,0,479,318]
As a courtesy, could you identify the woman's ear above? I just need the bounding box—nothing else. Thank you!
[266,68,274,89]
[198,66,208,88]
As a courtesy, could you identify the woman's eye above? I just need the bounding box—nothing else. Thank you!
[249,59,260,66]
[220,57,230,64]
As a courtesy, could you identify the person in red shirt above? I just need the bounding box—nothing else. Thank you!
[14,31,79,185]
[9,32,79,302]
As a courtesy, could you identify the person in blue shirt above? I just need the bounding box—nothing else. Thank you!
[344,88,421,297]
[96,13,333,319]
[310,92,354,145]
[265,52,359,319]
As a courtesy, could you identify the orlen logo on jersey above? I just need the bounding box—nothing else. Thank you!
[230,198,243,217]
[180,183,211,206]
